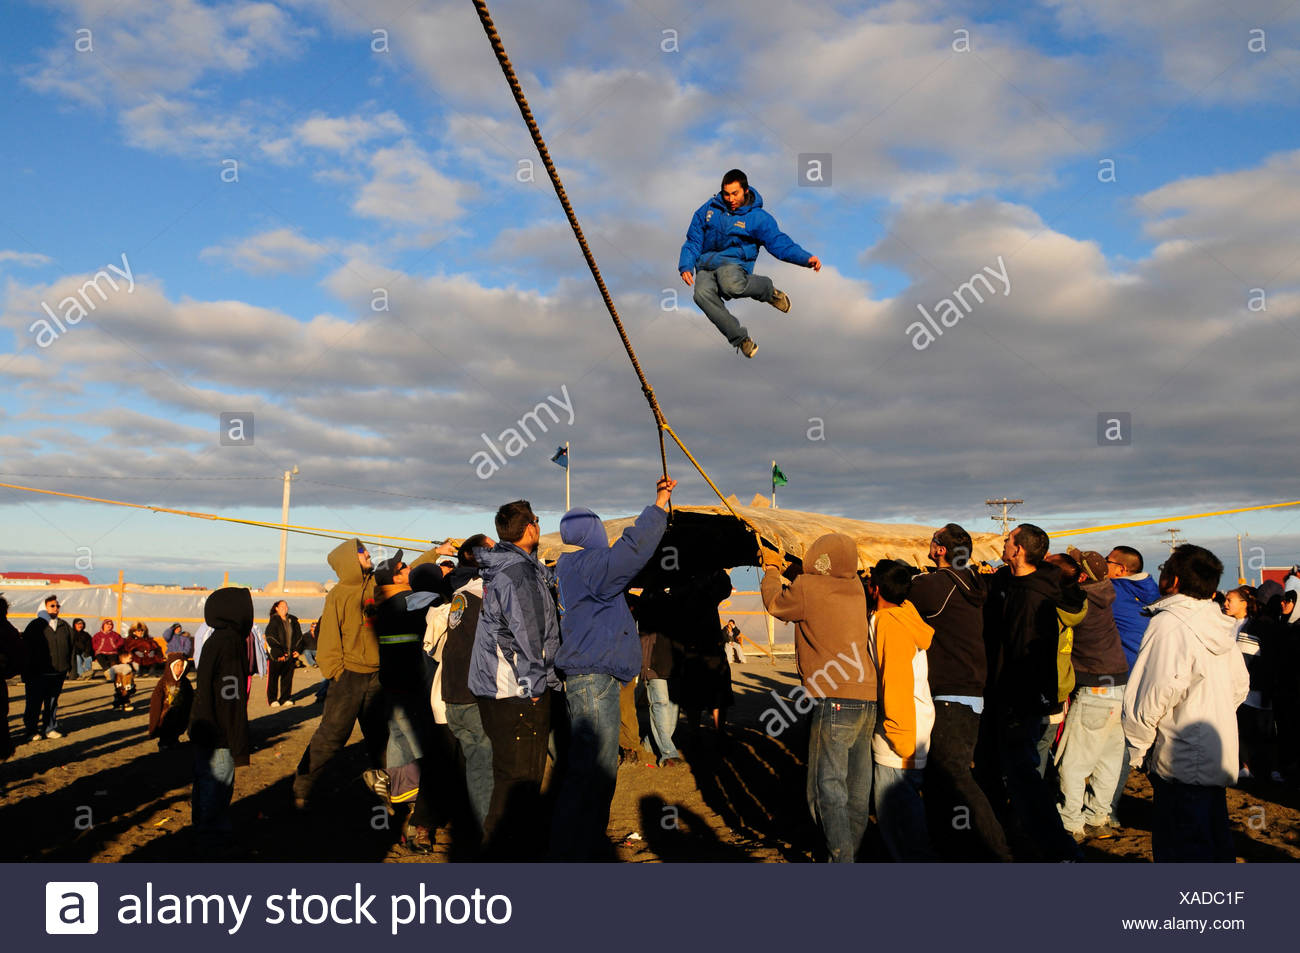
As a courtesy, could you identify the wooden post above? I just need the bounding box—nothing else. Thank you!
[766,610,776,665]
[116,569,125,630]
[223,570,230,588]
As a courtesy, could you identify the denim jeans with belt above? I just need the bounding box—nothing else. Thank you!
[1056,683,1126,832]
[550,673,622,860]
[692,264,775,346]
[807,697,877,863]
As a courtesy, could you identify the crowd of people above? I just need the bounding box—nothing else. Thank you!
[3,506,1299,864]
[762,523,1300,863]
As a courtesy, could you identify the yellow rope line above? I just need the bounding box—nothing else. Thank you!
[1052,499,1300,539]
[0,480,432,547]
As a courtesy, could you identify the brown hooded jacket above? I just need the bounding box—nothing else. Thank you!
[316,538,378,679]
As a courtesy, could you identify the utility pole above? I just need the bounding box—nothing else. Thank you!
[1161,528,1183,553]
[985,498,1023,536]
[276,466,298,593]
[564,441,570,512]
[1236,533,1247,585]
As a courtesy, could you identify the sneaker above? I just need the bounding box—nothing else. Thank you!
[30,733,44,742]
[1067,828,1087,844]
[1271,770,1286,783]
[1106,815,1121,830]
[293,796,309,812]
[122,705,133,712]
[402,815,433,854]
[269,701,281,708]
[659,757,684,769]
[737,337,758,358]
[1084,823,1116,840]
[282,700,294,708]
[362,768,391,802]
[768,288,791,313]
[45,729,63,739]
[1239,767,1253,781]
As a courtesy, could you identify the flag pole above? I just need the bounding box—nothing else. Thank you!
[565,440,571,512]
[771,459,777,509]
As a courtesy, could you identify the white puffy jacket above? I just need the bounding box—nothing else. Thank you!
[1122,594,1249,787]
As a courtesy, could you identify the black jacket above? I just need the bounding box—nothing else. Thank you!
[22,616,75,679]
[189,588,253,764]
[264,613,306,660]
[373,589,432,695]
[1070,579,1128,686]
[910,567,988,697]
[985,567,1067,717]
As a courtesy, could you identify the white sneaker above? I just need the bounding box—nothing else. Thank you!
[45,729,63,739]
[269,701,281,708]
[282,699,294,707]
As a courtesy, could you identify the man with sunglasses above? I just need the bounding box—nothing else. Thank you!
[22,594,76,740]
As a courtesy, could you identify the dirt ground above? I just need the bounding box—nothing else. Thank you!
[3,660,1298,863]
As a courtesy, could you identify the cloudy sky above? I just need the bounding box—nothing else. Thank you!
[2,0,1299,587]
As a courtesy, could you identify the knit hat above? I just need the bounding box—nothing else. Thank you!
[1068,547,1107,582]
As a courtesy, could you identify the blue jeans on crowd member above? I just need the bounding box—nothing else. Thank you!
[643,677,680,762]
[75,654,94,677]
[1148,773,1234,862]
[1056,683,1126,833]
[693,264,776,346]
[299,648,316,667]
[998,711,1080,862]
[24,673,67,736]
[873,762,936,862]
[550,673,622,860]
[807,697,877,863]
[446,701,494,831]
[192,746,236,839]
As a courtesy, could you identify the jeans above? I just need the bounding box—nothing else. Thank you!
[693,264,775,346]
[300,648,317,667]
[192,746,236,837]
[725,642,747,663]
[447,701,494,831]
[874,763,936,861]
[478,691,552,861]
[23,673,66,735]
[1056,684,1126,832]
[1149,773,1234,862]
[807,697,877,863]
[997,711,1079,861]
[551,673,622,860]
[643,677,680,761]
[75,654,94,677]
[293,669,388,801]
[924,701,1011,861]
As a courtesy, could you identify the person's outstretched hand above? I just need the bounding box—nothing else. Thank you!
[655,476,677,510]
[680,270,694,286]
[807,255,822,272]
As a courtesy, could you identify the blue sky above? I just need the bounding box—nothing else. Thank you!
[2,0,1300,587]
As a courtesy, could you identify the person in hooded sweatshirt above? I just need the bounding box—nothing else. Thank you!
[761,532,875,863]
[293,539,387,810]
[867,559,938,862]
[677,168,821,358]
[1055,549,1131,839]
[189,587,252,845]
[910,523,1011,861]
[983,524,1081,862]
[149,653,194,749]
[1123,544,1249,862]
[549,476,674,861]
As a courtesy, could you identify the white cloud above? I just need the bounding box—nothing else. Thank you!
[353,141,474,225]
[295,111,406,151]
[200,228,332,275]
[0,251,53,267]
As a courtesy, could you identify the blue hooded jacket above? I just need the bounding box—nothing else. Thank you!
[468,541,561,700]
[1111,573,1161,669]
[554,504,669,682]
[678,187,813,275]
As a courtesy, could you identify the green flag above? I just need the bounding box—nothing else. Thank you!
[772,463,788,487]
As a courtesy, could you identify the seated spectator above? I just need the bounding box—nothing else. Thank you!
[92,619,124,678]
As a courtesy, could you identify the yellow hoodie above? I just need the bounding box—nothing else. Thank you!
[870,601,935,768]
[316,538,378,679]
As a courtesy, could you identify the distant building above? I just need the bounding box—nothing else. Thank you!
[0,571,91,586]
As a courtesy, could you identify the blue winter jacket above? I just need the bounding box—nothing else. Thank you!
[555,504,669,683]
[1111,573,1161,669]
[677,188,813,275]
[468,541,561,699]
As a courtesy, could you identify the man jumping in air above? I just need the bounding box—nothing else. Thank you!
[678,169,821,358]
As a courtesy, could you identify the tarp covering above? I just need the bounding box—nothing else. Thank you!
[3,587,324,627]
[537,503,1003,573]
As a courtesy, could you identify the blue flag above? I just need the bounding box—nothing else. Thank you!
[551,445,568,469]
